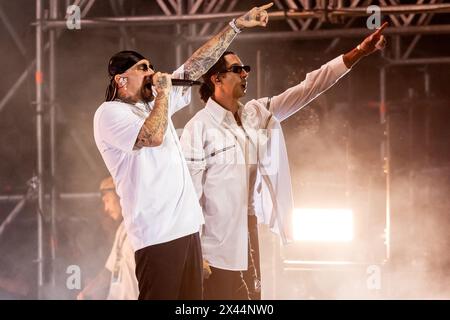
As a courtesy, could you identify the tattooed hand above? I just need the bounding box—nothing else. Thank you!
[235,2,273,29]
[152,72,172,96]
[183,3,273,81]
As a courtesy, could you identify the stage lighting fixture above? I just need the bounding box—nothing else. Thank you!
[292,208,353,242]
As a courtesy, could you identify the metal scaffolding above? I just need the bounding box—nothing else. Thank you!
[0,0,449,297]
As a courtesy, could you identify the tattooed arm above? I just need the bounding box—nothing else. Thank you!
[134,72,172,148]
[183,2,273,81]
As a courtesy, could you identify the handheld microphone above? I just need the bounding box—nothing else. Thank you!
[149,75,202,87]
[171,79,203,86]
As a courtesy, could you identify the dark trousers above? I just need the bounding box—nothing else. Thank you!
[203,215,261,300]
[134,232,203,300]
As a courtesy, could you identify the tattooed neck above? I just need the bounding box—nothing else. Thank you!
[116,95,141,105]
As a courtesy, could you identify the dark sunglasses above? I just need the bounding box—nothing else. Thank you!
[137,63,155,72]
[220,65,251,74]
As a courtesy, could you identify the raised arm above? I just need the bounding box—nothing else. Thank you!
[268,55,350,122]
[268,22,388,122]
[183,2,273,81]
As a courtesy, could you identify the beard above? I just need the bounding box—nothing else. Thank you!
[140,75,154,103]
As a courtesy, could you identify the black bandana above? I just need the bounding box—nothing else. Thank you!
[108,50,146,78]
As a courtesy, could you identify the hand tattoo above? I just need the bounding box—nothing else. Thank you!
[157,77,168,89]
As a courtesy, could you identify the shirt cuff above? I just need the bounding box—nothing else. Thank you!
[329,54,351,77]
[172,64,185,79]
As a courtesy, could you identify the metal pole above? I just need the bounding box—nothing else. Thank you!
[0,194,32,239]
[35,0,44,296]
[394,36,401,60]
[187,0,196,60]
[0,3,27,56]
[175,1,183,68]
[0,177,38,239]
[49,0,58,288]
[256,49,262,99]
[0,62,36,113]
[424,69,431,205]
[380,65,390,263]
[187,0,197,114]
[40,6,450,28]
[0,0,97,114]
[0,197,29,238]
[0,192,100,202]
[387,57,450,66]
[187,25,450,42]
[380,57,392,298]
[407,88,414,243]
[110,0,131,49]
[379,48,390,263]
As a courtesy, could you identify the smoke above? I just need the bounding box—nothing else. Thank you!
[1,0,450,300]
[259,90,450,299]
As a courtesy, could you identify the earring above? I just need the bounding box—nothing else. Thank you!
[119,77,127,87]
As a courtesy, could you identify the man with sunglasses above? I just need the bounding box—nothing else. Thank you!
[180,23,388,300]
[93,3,274,300]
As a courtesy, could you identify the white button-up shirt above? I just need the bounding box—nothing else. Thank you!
[94,66,204,251]
[180,55,350,270]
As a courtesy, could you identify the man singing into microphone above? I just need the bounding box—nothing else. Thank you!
[180,23,388,300]
[93,3,274,300]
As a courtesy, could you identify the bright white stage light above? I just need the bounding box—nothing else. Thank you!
[293,208,353,242]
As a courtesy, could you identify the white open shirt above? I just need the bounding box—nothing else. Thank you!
[94,66,204,251]
[180,55,350,270]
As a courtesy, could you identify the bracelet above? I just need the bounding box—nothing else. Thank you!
[229,18,242,34]
[357,44,368,55]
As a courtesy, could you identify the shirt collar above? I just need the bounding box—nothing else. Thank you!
[205,97,244,125]
[115,98,152,113]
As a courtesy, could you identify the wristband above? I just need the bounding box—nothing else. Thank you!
[229,18,242,34]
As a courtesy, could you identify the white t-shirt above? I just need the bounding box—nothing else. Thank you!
[105,222,138,300]
[94,65,204,251]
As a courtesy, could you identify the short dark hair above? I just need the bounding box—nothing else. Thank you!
[199,51,234,103]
